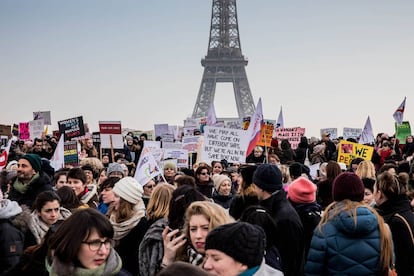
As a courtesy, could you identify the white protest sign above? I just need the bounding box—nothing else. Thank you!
[163,149,188,168]
[201,126,248,163]
[29,119,45,139]
[182,136,200,153]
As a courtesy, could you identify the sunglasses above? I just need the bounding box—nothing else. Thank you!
[200,172,209,175]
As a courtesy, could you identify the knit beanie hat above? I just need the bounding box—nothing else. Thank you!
[112,177,143,204]
[21,154,42,172]
[107,163,124,177]
[332,172,364,202]
[289,162,303,178]
[252,164,283,193]
[212,174,231,192]
[205,222,265,268]
[288,176,317,203]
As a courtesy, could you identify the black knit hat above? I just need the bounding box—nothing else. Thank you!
[252,164,283,193]
[21,154,42,172]
[332,172,364,202]
[205,222,265,268]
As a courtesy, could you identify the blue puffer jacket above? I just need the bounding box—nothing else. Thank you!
[305,205,382,275]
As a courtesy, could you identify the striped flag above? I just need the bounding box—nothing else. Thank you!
[246,98,264,156]
[0,139,12,172]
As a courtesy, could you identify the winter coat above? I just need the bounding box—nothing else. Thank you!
[376,195,414,276]
[0,199,25,274]
[243,260,284,276]
[115,217,148,276]
[305,204,383,275]
[290,201,322,257]
[138,218,168,276]
[212,191,234,209]
[229,194,259,220]
[259,189,305,276]
[8,172,53,209]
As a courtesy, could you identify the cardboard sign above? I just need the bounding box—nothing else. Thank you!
[64,141,79,167]
[58,116,85,141]
[257,122,274,147]
[33,111,51,125]
[19,122,30,141]
[182,136,200,153]
[337,140,374,165]
[343,127,362,141]
[201,126,248,163]
[99,121,122,134]
[0,124,11,138]
[29,119,44,139]
[273,127,306,149]
[163,149,189,168]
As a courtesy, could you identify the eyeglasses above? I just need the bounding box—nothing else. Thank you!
[82,239,112,251]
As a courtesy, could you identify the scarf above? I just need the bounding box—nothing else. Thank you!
[0,199,22,219]
[110,200,146,241]
[28,207,72,244]
[48,247,122,276]
[13,172,40,193]
[187,246,204,266]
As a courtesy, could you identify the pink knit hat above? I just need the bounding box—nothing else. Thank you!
[288,176,317,203]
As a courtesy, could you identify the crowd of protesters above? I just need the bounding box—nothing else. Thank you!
[0,130,413,276]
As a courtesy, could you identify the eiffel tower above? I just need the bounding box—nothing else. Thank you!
[192,0,255,119]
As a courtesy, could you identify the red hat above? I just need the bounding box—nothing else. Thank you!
[288,176,317,203]
[332,172,364,202]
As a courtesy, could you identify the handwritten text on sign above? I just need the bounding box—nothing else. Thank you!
[201,126,248,163]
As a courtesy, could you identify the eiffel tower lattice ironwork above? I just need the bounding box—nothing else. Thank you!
[192,0,255,119]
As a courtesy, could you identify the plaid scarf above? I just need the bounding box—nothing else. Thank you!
[187,246,204,266]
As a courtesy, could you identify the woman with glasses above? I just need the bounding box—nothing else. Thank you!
[25,191,71,248]
[47,208,129,275]
[142,178,157,207]
[194,165,214,198]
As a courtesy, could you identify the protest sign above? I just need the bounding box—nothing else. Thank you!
[182,136,200,153]
[58,116,85,141]
[33,111,51,125]
[64,141,79,167]
[343,127,362,141]
[201,126,248,163]
[0,124,11,138]
[19,122,30,141]
[395,121,411,144]
[99,121,123,149]
[163,149,189,168]
[337,140,374,165]
[29,119,44,139]
[273,127,306,149]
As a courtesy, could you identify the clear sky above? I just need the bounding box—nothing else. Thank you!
[1,0,413,138]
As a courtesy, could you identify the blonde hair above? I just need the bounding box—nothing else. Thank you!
[146,183,175,221]
[79,157,104,173]
[355,160,376,180]
[183,201,234,238]
[277,164,291,184]
[318,200,393,274]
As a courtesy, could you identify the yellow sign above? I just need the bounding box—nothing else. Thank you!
[257,123,273,147]
[337,140,374,165]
